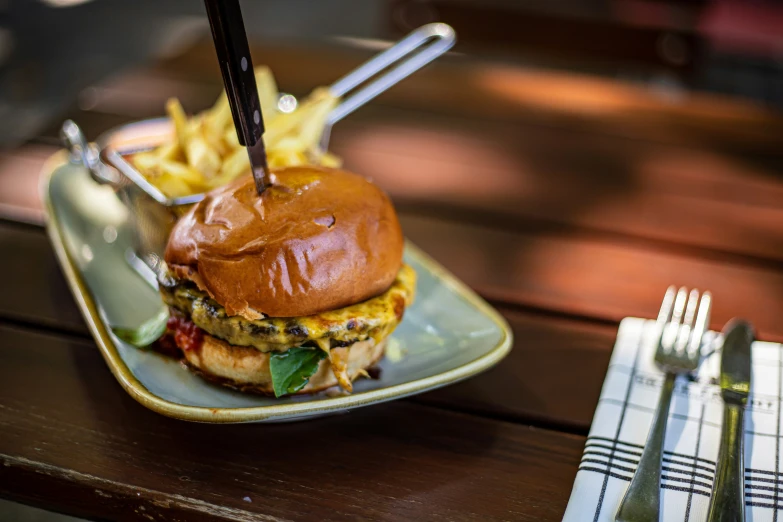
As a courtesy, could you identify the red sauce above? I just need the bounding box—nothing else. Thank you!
[153,334,181,359]
[167,315,204,352]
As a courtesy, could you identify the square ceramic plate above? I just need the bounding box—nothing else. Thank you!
[42,151,512,423]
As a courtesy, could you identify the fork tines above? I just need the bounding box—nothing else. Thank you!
[656,286,712,370]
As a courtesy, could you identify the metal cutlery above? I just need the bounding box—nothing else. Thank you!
[61,22,456,287]
[615,286,712,522]
[707,319,754,522]
[203,0,271,195]
[71,23,455,197]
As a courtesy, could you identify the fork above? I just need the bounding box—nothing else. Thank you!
[615,286,712,522]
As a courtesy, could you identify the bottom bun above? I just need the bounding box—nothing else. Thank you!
[181,333,386,396]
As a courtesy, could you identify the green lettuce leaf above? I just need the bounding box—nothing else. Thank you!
[112,307,169,348]
[270,347,328,397]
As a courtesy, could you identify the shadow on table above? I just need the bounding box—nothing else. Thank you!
[68,341,503,513]
[0,499,85,522]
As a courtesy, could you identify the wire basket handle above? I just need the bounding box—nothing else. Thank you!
[321,23,456,149]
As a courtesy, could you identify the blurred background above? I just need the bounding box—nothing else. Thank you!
[0,0,780,147]
[0,2,781,520]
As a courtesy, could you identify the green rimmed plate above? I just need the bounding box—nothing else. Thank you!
[42,152,512,423]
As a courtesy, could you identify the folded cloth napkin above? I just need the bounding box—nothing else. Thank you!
[563,317,782,522]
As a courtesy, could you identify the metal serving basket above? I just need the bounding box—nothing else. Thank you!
[61,23,455,280]
[62,117,196,282]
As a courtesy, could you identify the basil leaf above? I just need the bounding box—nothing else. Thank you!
[270,347,328,397]
[112,307,169,348]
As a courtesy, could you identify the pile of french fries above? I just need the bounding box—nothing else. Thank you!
[131,66,341,198]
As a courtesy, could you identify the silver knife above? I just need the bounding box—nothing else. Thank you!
[707,319,754,522]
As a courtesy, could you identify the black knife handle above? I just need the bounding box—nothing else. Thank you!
[203,0,263,147]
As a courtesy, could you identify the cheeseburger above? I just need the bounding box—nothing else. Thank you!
[157,166,416,396]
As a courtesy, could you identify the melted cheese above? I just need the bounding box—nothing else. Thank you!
[161,264,416,353]
[328,347,352,392]
[315,338,331,354]
[161,264,416,392]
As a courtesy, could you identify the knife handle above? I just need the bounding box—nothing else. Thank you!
[707,403,746,522]
[203,0,264,147]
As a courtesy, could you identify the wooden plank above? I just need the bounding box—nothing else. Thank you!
[390,0,700,74]
[10,209,783,418]
[147,40,783,155]
[0,324,583,522]
[0,221,614,431]
[11,212,783,427]
[0,145,56,226]
[400,214,783,343]
[31,103,783,264]
[11,147,778,344]
[415,308,614,431]
[36,42,783,155]
[0,223,86,335]
[331,110,783,263]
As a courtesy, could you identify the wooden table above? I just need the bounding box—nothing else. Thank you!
[1,39,782,521]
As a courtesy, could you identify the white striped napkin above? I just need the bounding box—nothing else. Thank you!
[563,317,783,522]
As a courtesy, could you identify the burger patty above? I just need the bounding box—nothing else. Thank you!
[159,263,416,352]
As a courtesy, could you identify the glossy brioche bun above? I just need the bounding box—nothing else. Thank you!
[165,166,404,319]
[183,333,385,395]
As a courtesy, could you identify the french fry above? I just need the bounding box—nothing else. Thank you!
[255,66,279,123]
[135,66,343,197]
[273,136,307,153]
[202,117,229,157]
[264,89,337,149]
[165,98,189,151]
[158,160,206,188]
[261,109,301,148]
[219,147,251,182]
[156,172,195,199]
[295,88,337,149]
[184,134,221,178]
[224,127,241,149]
[268,150,307,168]
[311,150,343,168]
[207,92,232,133]
[207,167,247,189]
[157,142,182,162]
[131,151,163,176]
